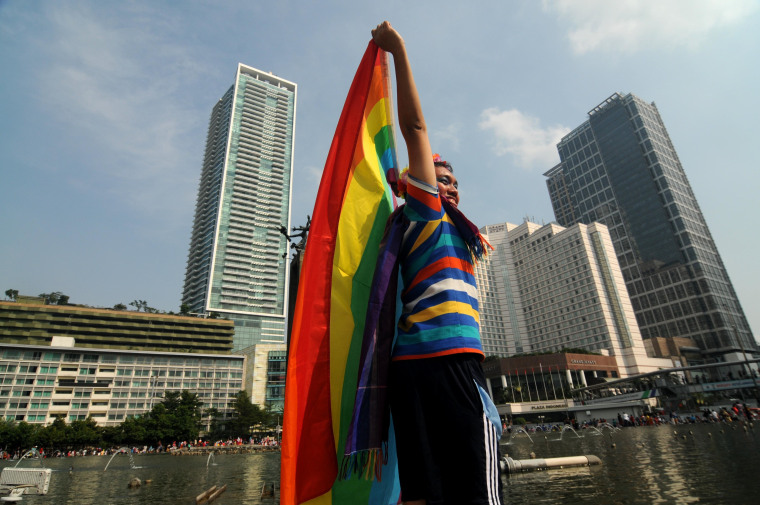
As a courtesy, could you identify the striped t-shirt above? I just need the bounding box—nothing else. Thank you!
[391,175,484,361]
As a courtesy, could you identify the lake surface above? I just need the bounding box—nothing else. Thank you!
[501,421,760,504]
[1,450,281,504]
[3,422,758,504]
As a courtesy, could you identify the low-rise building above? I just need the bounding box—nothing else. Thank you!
[1,300,234,354]
[0,299,243,425]
[0,338,244,426]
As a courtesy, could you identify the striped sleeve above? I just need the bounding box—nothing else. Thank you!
[403,175,443,222]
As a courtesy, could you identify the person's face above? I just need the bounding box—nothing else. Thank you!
[435,165,459,208]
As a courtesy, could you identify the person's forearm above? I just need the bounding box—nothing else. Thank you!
[385,39,434,186]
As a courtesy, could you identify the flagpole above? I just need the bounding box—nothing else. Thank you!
[540,363,549,400]
[524,369,532,402]
[558,364,567,400]
[515,370,523,403]
[549,364,558,401]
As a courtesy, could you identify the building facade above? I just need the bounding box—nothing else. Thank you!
[482,352,620,401]
[0,299,243,426]
[474,223,529,356]
[183,64,297,351]
[0,339,244,427]
[544,92,755,360]
[478,220,670,377]
[235,343,286,413]
[0,301,234,354]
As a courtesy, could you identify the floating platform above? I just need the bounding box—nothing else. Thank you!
[501,455,601,474]
[0,467,52,496]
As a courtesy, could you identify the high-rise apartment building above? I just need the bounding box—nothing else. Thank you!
[478,220,669,376]
[544,92,755,361]
[183,64,296,351]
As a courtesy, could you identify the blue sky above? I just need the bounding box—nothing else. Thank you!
[1,0,758,340]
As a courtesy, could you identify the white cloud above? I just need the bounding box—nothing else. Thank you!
[543,0,759,54]
[431,123,461,154]
[34,4,207,226]
[479,108,569,170]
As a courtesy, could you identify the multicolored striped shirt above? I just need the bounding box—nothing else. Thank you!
[391,175,484,361]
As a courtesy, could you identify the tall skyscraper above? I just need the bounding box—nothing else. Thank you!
[474,223,529,357]
[544,92,755,361]
[183,64,296,351]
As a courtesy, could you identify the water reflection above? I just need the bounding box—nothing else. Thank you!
[2,424,758,504]
[502,422,759,504]
[2,451,280,504]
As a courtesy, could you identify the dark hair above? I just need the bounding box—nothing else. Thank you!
[434,160,453,172]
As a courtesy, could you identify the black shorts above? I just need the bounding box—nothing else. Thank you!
[389,354,503,505]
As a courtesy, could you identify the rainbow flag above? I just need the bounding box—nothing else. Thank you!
[280,41,401,505]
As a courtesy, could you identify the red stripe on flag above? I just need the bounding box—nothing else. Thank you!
[281,41,384,505]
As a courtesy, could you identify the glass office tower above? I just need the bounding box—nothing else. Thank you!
[544,93,755,360]
[183,64,296,351]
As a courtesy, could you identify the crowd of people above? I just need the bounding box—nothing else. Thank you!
[0,435,280,460]
[503,401,757,433]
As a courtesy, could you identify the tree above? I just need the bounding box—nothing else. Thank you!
[2,421,40,453]
[143,403,172,443]
[37,291,69,305]
[113,303,127,311]
[68,418,101,447]
[129,300,148,312]
[151,390,203,443]
[204,407,223,439]
[4,289,18,301]
[118,416,147,445]
[129,299,159,313]
[179,303,191,315]
[36,417,68,450]
[226,391,266,438]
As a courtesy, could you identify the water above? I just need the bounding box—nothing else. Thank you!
[3,423,758,504]
[502,422,760,504]
[1,451,280,504]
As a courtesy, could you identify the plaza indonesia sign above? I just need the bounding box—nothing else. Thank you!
[530,403,568,410]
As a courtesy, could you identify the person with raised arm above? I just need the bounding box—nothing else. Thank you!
[370,21,504,505]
